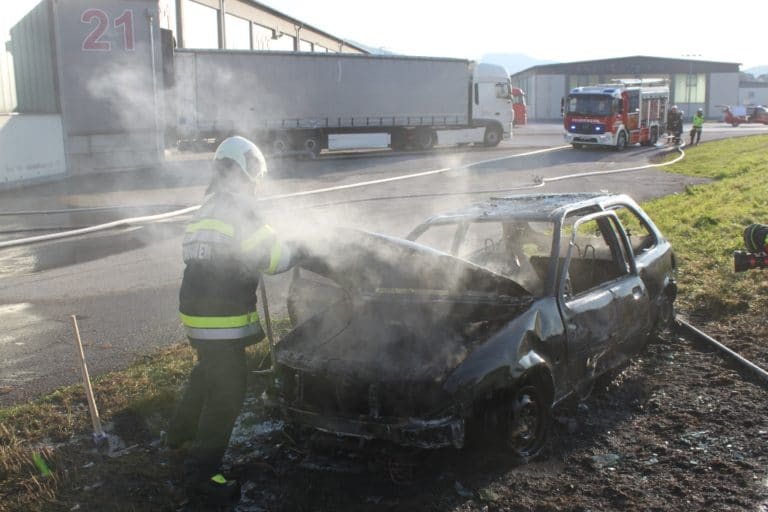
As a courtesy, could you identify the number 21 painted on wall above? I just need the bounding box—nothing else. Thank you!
[81,8,135,51]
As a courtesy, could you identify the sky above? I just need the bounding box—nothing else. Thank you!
[265,0,768,71]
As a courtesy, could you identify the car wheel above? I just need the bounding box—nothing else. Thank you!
[502,383,551,462]
[614,131,627,151]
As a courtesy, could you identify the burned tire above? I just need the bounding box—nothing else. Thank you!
[483,126,503,147]
[502,383,551,462]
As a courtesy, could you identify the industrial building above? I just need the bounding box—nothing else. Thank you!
[0,0,366,188]
[510,56,742,122]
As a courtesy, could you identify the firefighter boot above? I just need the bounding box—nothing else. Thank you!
[191,473,241,502]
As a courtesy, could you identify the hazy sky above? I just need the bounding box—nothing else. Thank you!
[267,0,767,70]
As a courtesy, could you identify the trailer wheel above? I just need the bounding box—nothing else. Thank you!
[390,130,407,151]
[483,126,503,147]
[414,129,435,150]
[272,137,291,155]
[303,136,321,157]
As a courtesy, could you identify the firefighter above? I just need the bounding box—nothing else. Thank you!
[667,105,683,144]
[168,136,301,501]
[690,108,704,145]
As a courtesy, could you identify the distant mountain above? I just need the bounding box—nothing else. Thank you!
[480,53,557,74]
[743,65,768,79]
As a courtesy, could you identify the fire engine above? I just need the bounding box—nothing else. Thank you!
[563,79,669,150]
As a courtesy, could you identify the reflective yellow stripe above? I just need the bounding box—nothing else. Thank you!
[241,225,275,252]
[179,311,259,329]
[211,474,227,484]
[186,219,235,237]
[267,241,282,274]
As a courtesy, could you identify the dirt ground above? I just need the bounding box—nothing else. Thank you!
[45,316,767,512]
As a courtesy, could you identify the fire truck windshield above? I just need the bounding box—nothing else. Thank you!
[567,94,613,115]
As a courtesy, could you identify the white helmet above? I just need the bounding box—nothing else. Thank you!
[213,136,267,183]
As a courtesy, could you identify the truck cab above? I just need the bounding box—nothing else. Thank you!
[471,63,514,145]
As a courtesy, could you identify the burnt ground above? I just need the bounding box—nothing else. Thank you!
[40,319,768,512]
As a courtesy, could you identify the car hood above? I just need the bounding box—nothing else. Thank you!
[276,228,533,383]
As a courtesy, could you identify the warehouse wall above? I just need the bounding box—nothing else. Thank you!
[52,0,164,174]
[0,0,66,187]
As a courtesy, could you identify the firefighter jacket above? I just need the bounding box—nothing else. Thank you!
[179,191,293,346]
[692,113,704,128]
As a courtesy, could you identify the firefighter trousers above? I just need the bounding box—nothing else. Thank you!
[689,127,702,145]
[168,343,247,483]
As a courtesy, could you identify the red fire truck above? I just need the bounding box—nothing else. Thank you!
[563,79,669,150]
[512,87,527,125]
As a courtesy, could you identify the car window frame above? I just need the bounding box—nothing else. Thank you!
[559,211,637,301]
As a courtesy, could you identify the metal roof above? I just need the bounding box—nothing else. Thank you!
[511,55,740,78]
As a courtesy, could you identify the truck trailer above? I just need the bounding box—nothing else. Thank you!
[172,50,514,155]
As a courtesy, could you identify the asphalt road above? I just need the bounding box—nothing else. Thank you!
[1,123,766,405]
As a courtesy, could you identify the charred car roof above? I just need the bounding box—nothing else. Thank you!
[416,192,620,224]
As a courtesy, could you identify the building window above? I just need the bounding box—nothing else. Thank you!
[299,39,313,52]
[225,13,251,49]
[673,73,705,104]
[252,23,272,50]
[182,0,219,49]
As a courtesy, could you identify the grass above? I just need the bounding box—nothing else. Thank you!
[1,136,767,509]
[643,135,768,317]
[0,321,287,512]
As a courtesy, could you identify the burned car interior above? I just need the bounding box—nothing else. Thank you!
[266,193,677,460]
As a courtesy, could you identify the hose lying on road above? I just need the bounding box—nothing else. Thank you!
[0,205,200,249]
[0,144,686,249]
[675,317,768,388]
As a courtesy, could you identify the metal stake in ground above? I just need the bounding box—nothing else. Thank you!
[71,315,106,443]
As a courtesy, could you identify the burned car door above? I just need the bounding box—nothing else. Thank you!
[557,211,651,391]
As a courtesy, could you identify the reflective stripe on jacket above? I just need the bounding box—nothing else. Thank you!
[179,192,292,343]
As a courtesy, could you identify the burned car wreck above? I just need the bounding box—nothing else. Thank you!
[265,193,677,460]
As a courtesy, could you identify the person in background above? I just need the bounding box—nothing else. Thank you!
[690,108,704,145]
[667,105,683,144]
[168,136,302,502]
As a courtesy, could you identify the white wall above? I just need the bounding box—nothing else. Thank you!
[0,114,66,186]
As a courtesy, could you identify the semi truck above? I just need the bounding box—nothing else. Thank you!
[562,79,669,150]
[172,50,514,155]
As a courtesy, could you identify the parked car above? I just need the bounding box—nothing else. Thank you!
[266,193,677,461]
[720,105,768,126]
